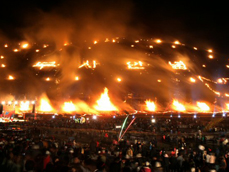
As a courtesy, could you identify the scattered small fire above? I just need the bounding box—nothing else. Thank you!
[190,77,196,83]
[75,76,79,81]
[226,104,229,110]
[208,55,214,59]
[217,78,228,84]
[174,40,180,45]
[208,49,213,53]
[8,75,14,80]
[4,44,8,48]
[33,62,57,70]
[1,56,4,59]
[169,61,187,70]
[13,49,19,52]
[46,77,50,81]
[21,43,29,49]
[172,100,186,112]
[94,87,118,111]
[145,100,156,111]
[117,78,122,82]
[193,47,198,50]
[127,61,145,70]
[155,39,162,44]
[1,64,5,68]
[197,102,210,112]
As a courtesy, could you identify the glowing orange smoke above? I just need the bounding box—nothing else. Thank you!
[172,100,186,112]
[197,102,210,112]
[38,99,53,112]
[62,102,76,112]
[145,100,156,112]
[94,88,118,111]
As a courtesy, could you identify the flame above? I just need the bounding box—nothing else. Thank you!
[155,39,162,43]
[197,102,210,112]
[75,76,79,81]
[8,75,14,80]
[21,43,29,49]
[94,88,118,111]
[145,100,156,111]
[169,61,187,70]
[33,62,57,69]
[20,101,30,111]
[127,61,145,69]
[79,60,98,69]
[208,55,214,59]
[38,99,53,112]
[226,104,229,110]
[62,102,76,112]
[208,49,213,53]
[172,100,186,112]
[117,78,122,82]
[190,77,196,83]
[174,40,180,45]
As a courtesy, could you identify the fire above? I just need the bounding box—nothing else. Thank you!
[197,102,210,112]
[94,87,118,111]
[174,40,180,45]
[208,55,214,59]
[217,78,227,84]
[46,77,50,81]
[1,64,5,68]
[193,47,198,50]
[13,49,19,52]
[62,102,76,112]
[202,64,206,67]
[169,61,187,70]
[8,75,14,80]
[145,100,156,111]
[1,56,4,59]
[35,49,40,52]
[149,45,153,48]
[21,43,29,49]
[79,60,98,69]
[226,104,229,110]
[172,100,186,112]
[117,78,122,82]
[33,62,57,69]
[75,76,79,81]
[190,77,196,83]
[208,49,213,53]
[127,61,145,69]
[171,45,176,48]
[39,99,53,112]
[155,39,162,43]
[94,41,98,44]
[20,101,30,111]
[4,44,8,48]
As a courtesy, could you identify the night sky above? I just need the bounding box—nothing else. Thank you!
[0,0,229,110]
[1,0,229,52]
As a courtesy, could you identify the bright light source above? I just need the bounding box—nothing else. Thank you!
[174,41,180,45]
[208,55,214,59]
[52,115,55,119]
[31,101,35,104]
[171,45,176,48]
[151,119,156,123]
[170,115,173,118]
[117,78,122,82]
[178,115,181,118]
[86,118,89,120]
[92,115,97,120]
[193,47,198,50]
[155,39,162,44]
[151,115,154,118]
[208,49,213,53]
[46,77,50,81]
[15,101,18,105]
[75,76,79,81]
[223,113,226,117]
[1,101,5,105]
[113,116,116,118]
[8,101,12,105]
[212,114,215,117]
[190,77,196,83]
[194,114,197,118]
[132,115,135,118]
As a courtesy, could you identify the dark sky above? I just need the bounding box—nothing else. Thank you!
[0,0,229,52]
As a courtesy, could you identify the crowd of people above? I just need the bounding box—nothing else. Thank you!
[0,116,229,172]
